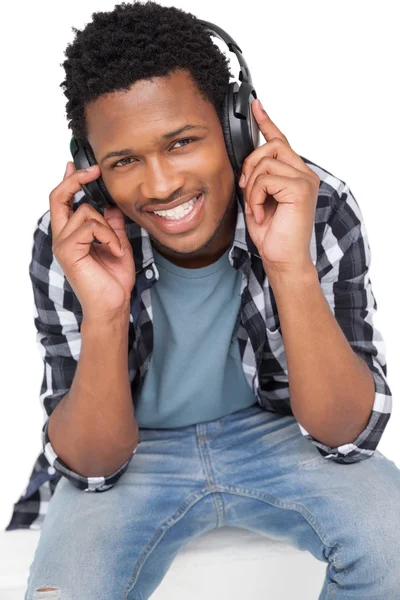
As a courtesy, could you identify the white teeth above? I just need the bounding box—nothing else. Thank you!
[153,196,200,219]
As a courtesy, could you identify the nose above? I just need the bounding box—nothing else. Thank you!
[141,156,185,201]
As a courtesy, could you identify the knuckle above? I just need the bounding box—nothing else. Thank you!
[307,174,318,188]
[52,241,62,258]
[49,188,58,202]
[86,218,100,228]
[75,203,93,218]
[300,179,311,193]
[260,155,273,166]
[255,171,267,183]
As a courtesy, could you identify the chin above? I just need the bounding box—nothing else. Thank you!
[150,230,214,257]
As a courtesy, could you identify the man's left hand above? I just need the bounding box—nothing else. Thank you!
[239,99,320,277]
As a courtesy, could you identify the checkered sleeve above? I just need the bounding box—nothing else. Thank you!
[30,210,137,491]
[298,182,392,463]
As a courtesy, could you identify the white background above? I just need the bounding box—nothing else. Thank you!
[1,0,399,531]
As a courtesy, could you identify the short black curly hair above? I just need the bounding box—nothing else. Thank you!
[60,0,234,143]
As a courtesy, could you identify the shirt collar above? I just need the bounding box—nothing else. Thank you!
[123,180,261,275]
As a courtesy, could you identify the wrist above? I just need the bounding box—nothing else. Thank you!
[82,303,131,331]
[264,261,318,289]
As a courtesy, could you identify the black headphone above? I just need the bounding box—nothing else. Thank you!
[69,19,260,209]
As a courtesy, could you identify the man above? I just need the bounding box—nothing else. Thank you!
[8,2,400,598]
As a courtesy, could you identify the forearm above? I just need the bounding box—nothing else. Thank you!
[267,264,375,448]
[48,305,139,477]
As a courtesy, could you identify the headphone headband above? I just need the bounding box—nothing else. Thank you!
[197,19,253,86]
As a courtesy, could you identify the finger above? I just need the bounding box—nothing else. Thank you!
[50,164,101,241]
[244,156,301,213]
[63,161,75,180]
[239,138,309,188]
[103,205,130,248]
[248,174,295,225]
[56,218,125,264]
[251,100,290,146]
[54,202,123,254]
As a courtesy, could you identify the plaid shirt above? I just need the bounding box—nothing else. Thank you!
[6,156,392,531]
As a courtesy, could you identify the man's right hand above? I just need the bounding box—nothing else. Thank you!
[50,161,136,322]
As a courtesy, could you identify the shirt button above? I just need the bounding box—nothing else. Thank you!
[48,466,56,475]
[145,268,153,280]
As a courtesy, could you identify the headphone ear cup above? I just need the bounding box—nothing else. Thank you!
[85,144,96,167]
[221,89,240,174]
[222,82,260,179]
[84,145,116,207]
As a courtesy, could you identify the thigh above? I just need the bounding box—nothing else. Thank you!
[209,405,400,597]
[25,427,219,600]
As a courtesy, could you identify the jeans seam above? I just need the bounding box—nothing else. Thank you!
[196,423,226,527]
[123,487,215,599]
[205,482,340,550]
[214,483,345,595]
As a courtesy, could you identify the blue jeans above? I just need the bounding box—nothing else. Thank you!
[25,404,400,599]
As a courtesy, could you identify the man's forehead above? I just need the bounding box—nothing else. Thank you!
[86,77,212,141]
[88,70,202,115]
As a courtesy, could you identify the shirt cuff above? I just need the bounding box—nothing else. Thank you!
[296,368,392,464]
[42,418,139,492]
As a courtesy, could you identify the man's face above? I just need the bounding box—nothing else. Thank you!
[85,69,237,262]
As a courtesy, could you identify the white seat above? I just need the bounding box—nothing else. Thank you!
[1,527,326,599]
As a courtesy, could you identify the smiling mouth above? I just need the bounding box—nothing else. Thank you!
[150,194,201,220]
[145,190,203,214]
[147,193,205,233]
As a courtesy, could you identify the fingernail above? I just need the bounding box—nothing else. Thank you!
[64,162,70,176]
[84,165,97,172]
[245,202,251,215]
[239,173,246,186]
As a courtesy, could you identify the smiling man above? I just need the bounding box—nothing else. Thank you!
[8,2,400,599]
[87,70,238,268]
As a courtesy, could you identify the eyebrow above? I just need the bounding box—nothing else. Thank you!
[99,123,208,164]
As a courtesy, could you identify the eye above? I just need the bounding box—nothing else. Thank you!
[111,138,197,168]
[112,156,135,168]
[172,137,196,149]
